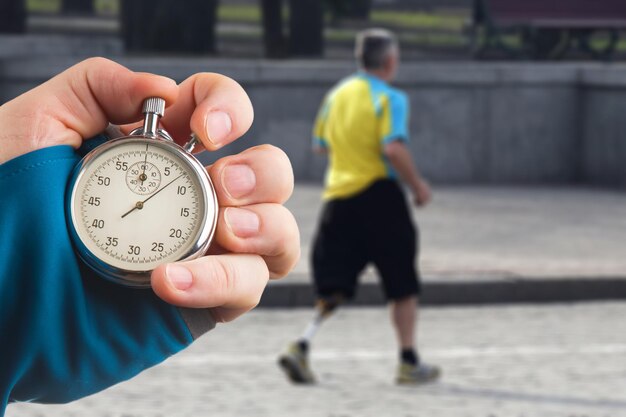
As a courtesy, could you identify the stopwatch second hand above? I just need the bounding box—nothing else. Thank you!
[121,173,183,219]
[141,173,183,205]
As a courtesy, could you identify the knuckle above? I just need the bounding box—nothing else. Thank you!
[208,257,238,303]
[254,143,283,155]
[267,206,299,256]
[266,208,300,278]
[270,250,300,279]
[259,145,293,199]
[277,242,301,277]
[249,288,263,308]
[250,144,291,168]
[205,71,241,88]
[81,56,108,66]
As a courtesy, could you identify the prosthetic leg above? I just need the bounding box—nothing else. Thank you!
[278,294,344,384]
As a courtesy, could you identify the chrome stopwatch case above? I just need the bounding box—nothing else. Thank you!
[67,97,218,287]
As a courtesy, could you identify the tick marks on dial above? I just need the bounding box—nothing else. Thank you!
[77,143,204,267]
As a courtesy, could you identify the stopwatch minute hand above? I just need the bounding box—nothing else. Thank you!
[120,201,142,219]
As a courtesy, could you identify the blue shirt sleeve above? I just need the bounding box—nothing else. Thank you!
[312,99,330,149]
[382,90,410,144]
[0,144,214,413]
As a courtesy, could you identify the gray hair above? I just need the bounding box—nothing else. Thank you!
[354,28,398,70]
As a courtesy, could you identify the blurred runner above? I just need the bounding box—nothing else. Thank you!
[278,28,440,385]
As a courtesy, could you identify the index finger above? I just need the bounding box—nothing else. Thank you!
[0,57,179,163]
[159,73,254,151]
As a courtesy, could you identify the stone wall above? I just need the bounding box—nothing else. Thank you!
[1,57,626,185]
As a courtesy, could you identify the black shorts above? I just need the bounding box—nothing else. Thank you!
[312,179,420,301]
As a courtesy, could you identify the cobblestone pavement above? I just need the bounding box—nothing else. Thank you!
[9,302,626,417]
[283,185,626,284]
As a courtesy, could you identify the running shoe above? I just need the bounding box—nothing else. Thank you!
[396,362,441,385]
[278,342,316,384]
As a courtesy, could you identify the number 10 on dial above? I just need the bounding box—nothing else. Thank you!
[67,98,218,287]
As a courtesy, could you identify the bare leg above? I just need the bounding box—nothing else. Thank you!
[391,295,440,383]
[390,295,417,349]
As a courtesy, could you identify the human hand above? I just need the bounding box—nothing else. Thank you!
[412,179,432,207]
[0,57,299,323]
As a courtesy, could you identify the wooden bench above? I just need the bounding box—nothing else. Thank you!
[472,0,626,59]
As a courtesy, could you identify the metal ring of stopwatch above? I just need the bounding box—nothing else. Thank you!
[67,135,218,288]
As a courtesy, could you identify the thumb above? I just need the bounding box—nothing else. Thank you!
[0,57,178,162]
[151,254,269,322]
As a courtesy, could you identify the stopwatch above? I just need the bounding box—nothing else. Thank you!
[67,97,218,287]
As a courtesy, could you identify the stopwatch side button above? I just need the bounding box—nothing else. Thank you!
[183,134,200,153]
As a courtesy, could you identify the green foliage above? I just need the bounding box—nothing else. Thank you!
[27,0,119,14]
[370,10,465,31]
[24,1,474,50]
[95,0,119,14]
[27,0,60,13]
[218,4,261,23]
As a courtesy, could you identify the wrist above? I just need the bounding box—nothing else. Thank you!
[410,178,424,193]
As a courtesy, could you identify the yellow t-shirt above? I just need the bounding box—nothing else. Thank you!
[313,72,410,200]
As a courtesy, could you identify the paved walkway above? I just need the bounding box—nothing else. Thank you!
[10,302,626,417]
[266,185,626,305]
[287,185,626,280]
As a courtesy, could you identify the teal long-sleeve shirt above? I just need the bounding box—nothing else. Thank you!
[0,142,214,414]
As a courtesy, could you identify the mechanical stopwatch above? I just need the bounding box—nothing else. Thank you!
[67,97,218,287]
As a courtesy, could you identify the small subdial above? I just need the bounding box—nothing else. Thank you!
[125,161,162,195]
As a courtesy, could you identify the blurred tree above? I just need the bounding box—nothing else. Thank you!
[326,0,371,20]
[62,0,94,14]
[261,0,287,58]
[345,0,371,19]
[121,0,218,54]
[0,0,26,33]
[288,0,323,56]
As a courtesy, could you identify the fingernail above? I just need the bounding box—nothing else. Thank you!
[166,264,193,291]
[223,164,256,199]
[205,110,232,145]
[225,207,260,238]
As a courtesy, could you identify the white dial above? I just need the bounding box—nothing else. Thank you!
[70,139,213,273]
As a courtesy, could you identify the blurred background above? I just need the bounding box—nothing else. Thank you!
[4,1,626,416]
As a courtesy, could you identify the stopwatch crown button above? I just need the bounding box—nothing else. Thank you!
[143,97,166,117]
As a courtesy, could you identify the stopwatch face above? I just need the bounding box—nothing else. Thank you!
[69,137,217,285]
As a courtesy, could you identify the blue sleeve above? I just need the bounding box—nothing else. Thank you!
[0,144,214,413]
[312,100,330,149]
[382,90,410,144]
